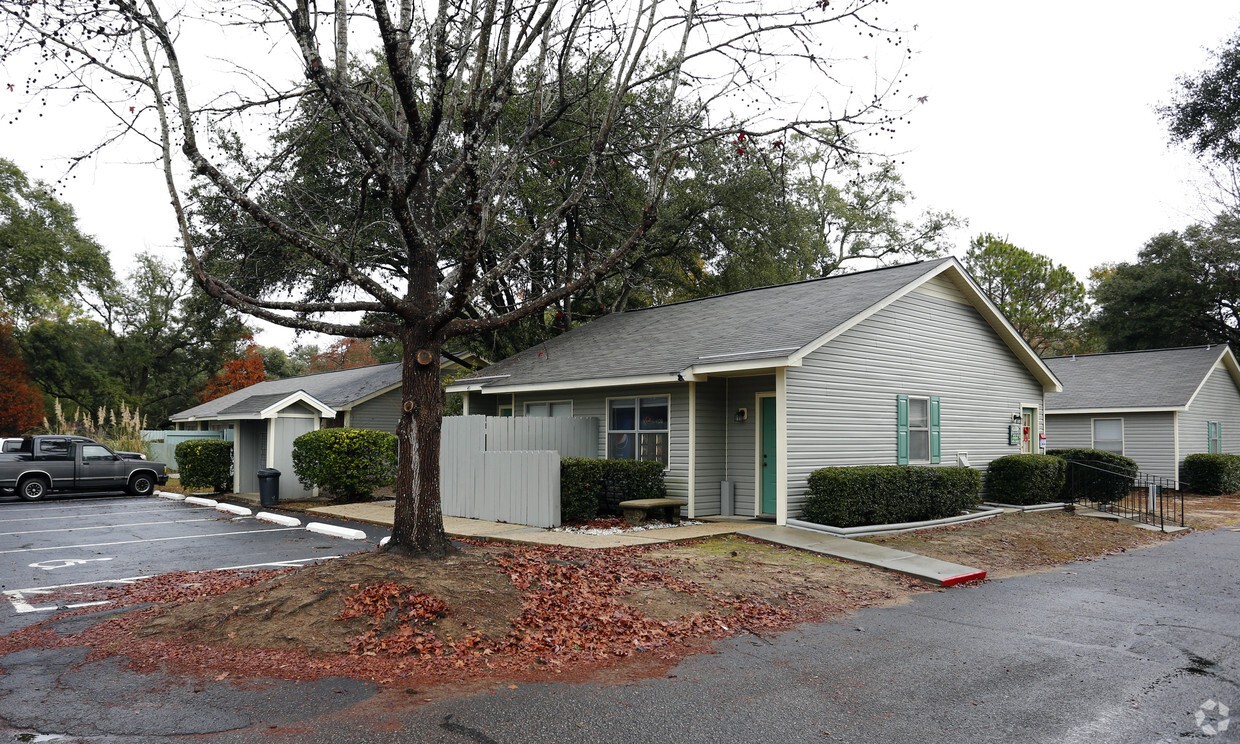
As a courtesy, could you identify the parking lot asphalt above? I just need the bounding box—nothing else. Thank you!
[0,493,390,635]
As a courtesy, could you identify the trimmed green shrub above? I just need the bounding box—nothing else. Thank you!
[1182,453,1240,495]
[984,454,1066,505]
[1047,448,1139,503]
[292,428,397,502]
[175,438,233,493]
[559,458,667,522]
[801,465,982,528]
[560,458,604,523]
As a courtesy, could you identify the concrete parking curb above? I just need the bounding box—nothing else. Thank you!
[185,496,219,507]
[216,503,253,517]
[306,522,368,540]
[156,492,186,501]
[256,512,302,527]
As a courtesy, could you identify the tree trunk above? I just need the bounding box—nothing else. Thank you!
[385,329,455,558]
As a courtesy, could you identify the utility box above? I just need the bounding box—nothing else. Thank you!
[720,481,734,517]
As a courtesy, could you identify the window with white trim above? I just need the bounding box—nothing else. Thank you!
[1208,421,1223,454]
[1092,418,1124,454]
[607,396,669,467]
[896,395,940,465]
[524,401,572,417]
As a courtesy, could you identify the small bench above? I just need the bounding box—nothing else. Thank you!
[618,497,688,525]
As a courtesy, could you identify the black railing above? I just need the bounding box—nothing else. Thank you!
[1062,460,1185,531]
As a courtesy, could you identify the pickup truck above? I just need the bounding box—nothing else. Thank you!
[0,436,169,501]
[2,435,147,460]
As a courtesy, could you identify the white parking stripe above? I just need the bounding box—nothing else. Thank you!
[0,526,307,555]
[5,556,341,613]
[0,518,216,537]
[0,497,142,512]
[0,506,215,523]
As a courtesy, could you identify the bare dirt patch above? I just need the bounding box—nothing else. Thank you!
[862,510,1178,579]
[0,537,927,690]
[1182,494,1240,530]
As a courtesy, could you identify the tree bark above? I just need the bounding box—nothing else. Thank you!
[385,328,455,557]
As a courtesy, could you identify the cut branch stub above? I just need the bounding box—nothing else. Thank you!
[403,400,415,413]
[415,349,435,366]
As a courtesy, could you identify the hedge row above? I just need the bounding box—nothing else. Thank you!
[1046,448,1139,503]
[560,458,667,523]
[1182,453,1240,495]
[984,454,1066,505]
[174,438,234,492]
[801,465,982,528]
[292,428,398,502]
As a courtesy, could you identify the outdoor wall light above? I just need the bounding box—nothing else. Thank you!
[735,408,748,424]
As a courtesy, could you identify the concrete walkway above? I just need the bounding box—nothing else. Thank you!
[303,500,986,586]
[738,524,987,587]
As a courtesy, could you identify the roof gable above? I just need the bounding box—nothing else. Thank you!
[1044,346,1238,412]
[171,363,402,421]
[450,258,1059,393]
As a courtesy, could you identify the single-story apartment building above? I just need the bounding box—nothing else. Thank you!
[1043,345,1240,486]
[448,257,1062,525]
[169,353,485,500]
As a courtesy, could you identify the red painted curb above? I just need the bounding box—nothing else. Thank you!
[939,570,987,587]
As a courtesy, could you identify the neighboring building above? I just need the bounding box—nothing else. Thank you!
[169,354,485,500]
[1043,345,1240,486]
[447,258,1061,525]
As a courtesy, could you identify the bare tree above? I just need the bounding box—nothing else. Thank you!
[1,0,911,557]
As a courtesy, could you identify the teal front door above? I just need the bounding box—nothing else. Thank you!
[760,396,777,515]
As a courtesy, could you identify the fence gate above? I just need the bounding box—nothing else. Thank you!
[435,415,599,528]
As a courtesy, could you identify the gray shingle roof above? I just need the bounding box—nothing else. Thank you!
[1044,346,1228,411]
[170,363,402,421]
[454,259,954,389]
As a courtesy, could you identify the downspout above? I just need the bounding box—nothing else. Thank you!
[1173,410,1180,489]
[687,381,697,519]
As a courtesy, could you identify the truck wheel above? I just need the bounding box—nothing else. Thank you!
[127,473,155,496]
[18,476,50,502]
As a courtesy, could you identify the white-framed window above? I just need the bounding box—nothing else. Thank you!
[524,400,573,417]
[1092,418,1124,454]
[1208,421,1223,454]
[908,397,930,462]
[607,396,669,467]
[896,394,940,465]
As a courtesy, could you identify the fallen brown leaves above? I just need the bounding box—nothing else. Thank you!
[0,537,920,688]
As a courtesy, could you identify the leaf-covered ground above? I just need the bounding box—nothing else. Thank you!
[0,536,926,688]
[6,504,1227,691]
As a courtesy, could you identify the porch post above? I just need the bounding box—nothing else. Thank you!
[687,381,697,519]
[775,368,789,525]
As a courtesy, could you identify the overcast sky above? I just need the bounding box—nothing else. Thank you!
[3,2,1239,346]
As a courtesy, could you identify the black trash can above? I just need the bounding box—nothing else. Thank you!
[257,468,281,507]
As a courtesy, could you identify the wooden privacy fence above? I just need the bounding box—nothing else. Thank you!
[437,415,599,528]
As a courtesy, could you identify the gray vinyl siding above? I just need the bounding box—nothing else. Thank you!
[1044,412,1177,481]
[784,275,1044,517]
[693,378,727,516]
[724,375,776,516]
[512,384,691,500]
[1180,365,1240,461]
[276,402,320,416]
[270,417,317,500]
[349,388,402,433]
[466,391,499,416]
[234,419,265,494]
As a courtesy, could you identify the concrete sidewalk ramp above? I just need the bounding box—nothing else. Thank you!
[738,524,986,587]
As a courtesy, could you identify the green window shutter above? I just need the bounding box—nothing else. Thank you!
[929,396,942,464]
[896,395,909,465]
[1219,422,1223,453]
